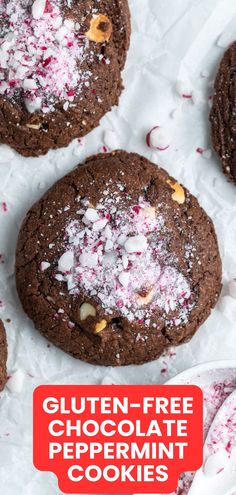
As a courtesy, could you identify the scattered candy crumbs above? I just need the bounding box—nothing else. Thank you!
[196,148,212,159]
[0,202,7,212]
[54,187,195,326]
[196,147,204,155]
[0,0,101,113]
[204,392,236,479]
[100,145,108,153]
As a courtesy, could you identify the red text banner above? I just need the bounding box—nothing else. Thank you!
[33,385,203,493]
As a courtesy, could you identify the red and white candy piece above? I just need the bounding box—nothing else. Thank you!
[146,126,170,151]
[176,79,193,99]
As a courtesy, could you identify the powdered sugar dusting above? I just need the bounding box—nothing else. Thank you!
[55,186,195,326]
[0,0,96,113]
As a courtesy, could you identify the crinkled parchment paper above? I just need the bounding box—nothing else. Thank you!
[1,0,236,493]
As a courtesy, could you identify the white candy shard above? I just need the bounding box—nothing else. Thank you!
[125,234,148,253]
[32,0,46,20]
[84,208,99,223]
[79,252,98,267]
[0,50,9,69]
[103,129,119,150]
[6,369,24,394]
[119,271,130,288]
[176,79,193,98]
[23,78,38,90]
[93,218,108,232]
[40,261,50,271]
[58,251,74,272]
[102,252,117,267]
[25,97,43,113]
[105,239,113,252]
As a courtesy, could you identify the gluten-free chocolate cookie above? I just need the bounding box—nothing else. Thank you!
[210,41,236,184]
[16,151,222,366]
[0,320,7,391]
[0,0,130,157]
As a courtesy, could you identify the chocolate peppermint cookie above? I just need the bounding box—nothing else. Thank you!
[16,151,222,366]
[210,41,236,184]
[0,0,130,157]
[0,320,7,391]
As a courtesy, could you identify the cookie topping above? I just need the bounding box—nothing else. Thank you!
[0,0,105,113]
[85,14,112,43]
[56,190,194,325]
[167,180,185,205]
[80,302,96,321]
[146,126,170,151]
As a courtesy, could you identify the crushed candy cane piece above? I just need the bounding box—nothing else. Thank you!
[146,126,170,151]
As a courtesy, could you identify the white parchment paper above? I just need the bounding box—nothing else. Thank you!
[1,0,236,493]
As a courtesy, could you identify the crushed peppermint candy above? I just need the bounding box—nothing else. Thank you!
[40,261,51,271]
[55,188,195,325]
[0,0,95,113]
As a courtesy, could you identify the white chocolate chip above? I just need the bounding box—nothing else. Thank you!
[137,288,154,305]
[80,303,96,321]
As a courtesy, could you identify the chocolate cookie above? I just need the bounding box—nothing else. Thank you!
[0,0,130,157]
[210,41,236,184]
[0,320,7,391]
[16,151,222,366]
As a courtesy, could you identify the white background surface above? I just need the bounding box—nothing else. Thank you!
[1,0,236,493]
